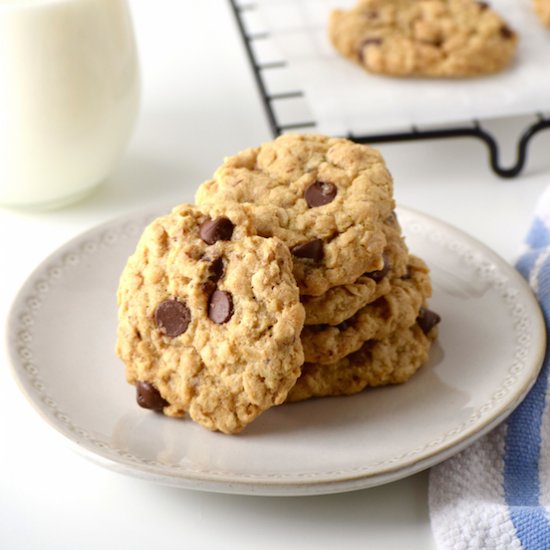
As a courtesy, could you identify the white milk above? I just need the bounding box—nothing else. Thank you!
[0,0,140,208]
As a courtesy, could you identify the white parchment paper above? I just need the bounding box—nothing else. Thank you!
[255,0,550,135]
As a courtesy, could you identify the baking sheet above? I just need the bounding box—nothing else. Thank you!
[254,0,550,135]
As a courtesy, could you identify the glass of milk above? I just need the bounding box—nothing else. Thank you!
[0,0,140,209]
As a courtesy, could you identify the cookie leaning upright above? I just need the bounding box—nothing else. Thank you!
[329,0,518,77]
[196,134,395,297]
[116,203,305,434]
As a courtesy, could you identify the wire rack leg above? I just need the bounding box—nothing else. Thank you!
[353,117,550,179]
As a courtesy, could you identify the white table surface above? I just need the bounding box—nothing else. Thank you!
[1,1,549,548]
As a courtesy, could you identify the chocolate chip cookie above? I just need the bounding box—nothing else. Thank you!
[534,0,550,25]
[329,0,518,77]
[287,318,440,403]
[302,212,408,325]
[196,134,395,296]
[116,203,305,434]
[301,255,432,365]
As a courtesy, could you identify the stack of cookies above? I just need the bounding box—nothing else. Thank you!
[116,134,440,434]
[195,134,441,404]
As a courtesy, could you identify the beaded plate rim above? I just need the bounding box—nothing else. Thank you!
[5,206,546,496]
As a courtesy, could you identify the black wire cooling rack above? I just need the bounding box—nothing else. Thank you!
[229,0,550,178]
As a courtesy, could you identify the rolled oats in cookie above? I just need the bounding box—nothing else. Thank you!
[534,0,550,26]
[287,322,438,402]
[301,211,409,325]
[196,134,396,296]
[301,255,432,365]
[116,202,305,434]
[329,0,518,77]
[301,272,392,327]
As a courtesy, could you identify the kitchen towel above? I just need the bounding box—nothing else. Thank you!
[428,186,550,549]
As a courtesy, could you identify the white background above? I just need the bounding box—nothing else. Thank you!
[1,1,550,548]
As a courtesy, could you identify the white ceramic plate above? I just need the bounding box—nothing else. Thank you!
[6,207,546,496]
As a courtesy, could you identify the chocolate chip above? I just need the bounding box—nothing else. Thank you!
[208,257,224,283]
[477,1,489,9]
[199,217,234,245]
[336,319,352,331]
[500,25,514,39]
[304,180,337,208]
[291,239,324,262]
[417,307,441,335]
[155,299,191,337]
[208,290,234,324]
[201,282,214,295]
[364,255,390,282]
[136,381,168,412]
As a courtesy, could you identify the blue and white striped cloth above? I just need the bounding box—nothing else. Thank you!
[429,188,550,549]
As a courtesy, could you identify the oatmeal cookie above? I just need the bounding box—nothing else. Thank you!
[196,134,396,296]
[302,211,408,325]
[301,255,432,364]
[534,0,550,26]
[287,317,440,402]
[329,0,518,77]
[116,203,305,434]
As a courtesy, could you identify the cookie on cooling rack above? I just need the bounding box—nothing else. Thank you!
[329,0,518,77]
[534,0,550,26]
